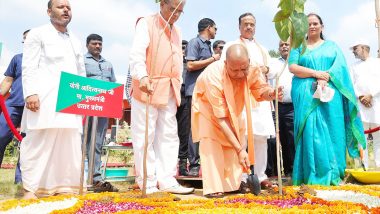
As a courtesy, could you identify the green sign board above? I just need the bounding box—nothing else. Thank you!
[56,72,124,118]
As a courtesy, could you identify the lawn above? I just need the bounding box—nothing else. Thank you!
[0,168,23,201]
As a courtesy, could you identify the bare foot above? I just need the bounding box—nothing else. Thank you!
[22,191,38,200]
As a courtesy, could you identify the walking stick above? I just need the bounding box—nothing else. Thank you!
[142,94,150,198]
[80,116,89,195]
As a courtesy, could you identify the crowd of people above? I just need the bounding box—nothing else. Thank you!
[0,0,379,199]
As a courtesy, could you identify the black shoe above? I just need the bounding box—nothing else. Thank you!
[188,166,200,177]
[93,181,119,193]
[178,159,189,176]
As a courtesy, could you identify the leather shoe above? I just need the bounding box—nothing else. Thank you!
[178,159,189,176]
[162,185,194,194]
[188,166,200,177]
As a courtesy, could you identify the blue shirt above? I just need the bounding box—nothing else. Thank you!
[184,35,212,96]
[84,53,116,82]
[4,53,24,106]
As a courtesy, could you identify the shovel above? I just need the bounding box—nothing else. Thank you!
[244,79,261,195]
[247,165,261,195]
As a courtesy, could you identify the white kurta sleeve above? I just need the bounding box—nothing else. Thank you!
[129,18,150,80]
[22,29,41,98]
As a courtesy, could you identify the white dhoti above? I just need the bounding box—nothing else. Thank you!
[20,128,84,197]
[243,101,275,182]
[253,135,269,182]
[131,94,179,190]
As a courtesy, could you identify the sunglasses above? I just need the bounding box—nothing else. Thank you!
[217,46,224,49]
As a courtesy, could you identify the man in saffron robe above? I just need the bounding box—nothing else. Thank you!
[192,44,282,198]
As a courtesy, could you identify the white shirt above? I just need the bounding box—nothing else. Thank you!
[222,38,275,136]
[22,24,85,130]
[350,57,380,124]
[269,57,293,103]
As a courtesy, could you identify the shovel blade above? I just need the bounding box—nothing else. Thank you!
[247,173,261,195]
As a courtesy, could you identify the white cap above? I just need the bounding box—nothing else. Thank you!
[350,39,370,49]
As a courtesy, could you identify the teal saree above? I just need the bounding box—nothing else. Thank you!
[289,40,366,186]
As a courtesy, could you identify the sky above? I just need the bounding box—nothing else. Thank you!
[0,0,377,83]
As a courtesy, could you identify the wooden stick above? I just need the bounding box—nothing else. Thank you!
[275,76,283,196]
[142,95,150,198]
[79,116,89,195]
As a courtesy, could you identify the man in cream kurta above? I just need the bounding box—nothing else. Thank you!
[21,0,85,198]
[129,0,194,195]
[350,42,380,168]
[193,44,280,197]
[221,13,275,185]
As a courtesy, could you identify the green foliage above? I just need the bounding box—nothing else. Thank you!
[273,0,308,51]
[4,140,17,157]
[116,121,131,143]
[269,49,281,58]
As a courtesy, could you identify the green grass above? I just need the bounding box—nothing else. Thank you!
[0,168,23,201]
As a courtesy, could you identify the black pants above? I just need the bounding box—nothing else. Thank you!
[176,86,190,160]
[278,102,295,175]
[266,103,295,176]
[185,96,200,168]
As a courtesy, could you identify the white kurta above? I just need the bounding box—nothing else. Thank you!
[350,57,380,168]
[129,15,181,190]
[20,23,86,195]
[269,57,293,103]
[22,24,85,131]
[350,57,380,124]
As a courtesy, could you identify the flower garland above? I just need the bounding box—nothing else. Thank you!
[1,186,379,213]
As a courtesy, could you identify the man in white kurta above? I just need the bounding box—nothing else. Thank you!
[221,13,275,186]
[129,0,194,195]
[21,0,85,198]
[350,42,380,169]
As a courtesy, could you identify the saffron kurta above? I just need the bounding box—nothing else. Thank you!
[192,61,271,195]
[289,40,366,186]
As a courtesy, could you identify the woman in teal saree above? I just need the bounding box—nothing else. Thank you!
[288,13,366,185]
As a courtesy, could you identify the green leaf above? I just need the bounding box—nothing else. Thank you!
[275,19,291,42]
[273,10,291,22]
[294,0,306,13]
[278,0,293,15]
[290,12,308,48]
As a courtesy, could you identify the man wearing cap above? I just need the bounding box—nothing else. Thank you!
[350,41,380,169]
[184,18,220,177]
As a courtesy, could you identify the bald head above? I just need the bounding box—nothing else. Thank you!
[225,44,250,79]
[226,44,249,62]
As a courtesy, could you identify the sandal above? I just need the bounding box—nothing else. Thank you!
[93,181,119,193]
[260,179,275,190]
[204,192,224,198]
